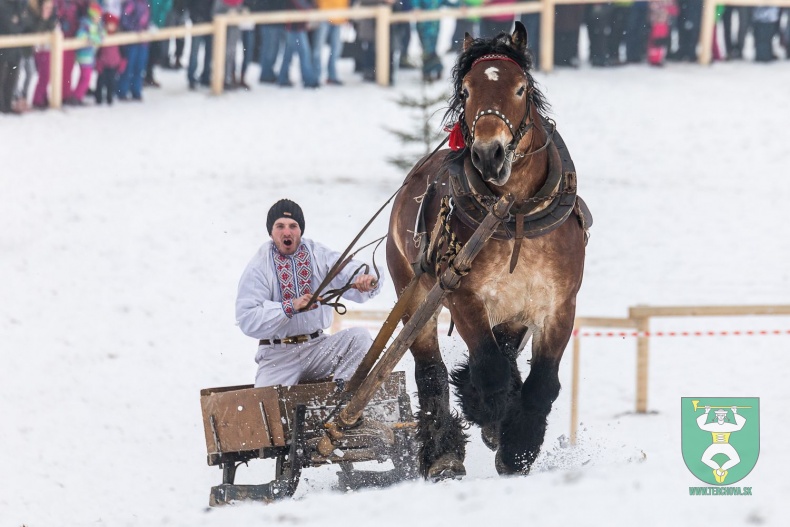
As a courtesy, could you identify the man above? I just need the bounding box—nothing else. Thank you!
[696,406,747,484]
[236,199,382,388]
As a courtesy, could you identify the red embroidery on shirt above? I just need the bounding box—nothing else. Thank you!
[272,244,313,304]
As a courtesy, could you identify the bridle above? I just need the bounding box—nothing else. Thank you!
[458,54,553,162]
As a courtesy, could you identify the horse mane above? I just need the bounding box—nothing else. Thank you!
[443,32,550,127]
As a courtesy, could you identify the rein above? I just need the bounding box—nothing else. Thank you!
[299,135,451,313]
[316,237,385,315]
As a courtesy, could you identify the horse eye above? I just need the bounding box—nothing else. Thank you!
[462,88,470,99]
[516,86,526,97]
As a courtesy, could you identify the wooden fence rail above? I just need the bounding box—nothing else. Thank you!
[2,0,790,108]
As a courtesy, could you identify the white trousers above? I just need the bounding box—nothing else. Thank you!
[254,327,371,388]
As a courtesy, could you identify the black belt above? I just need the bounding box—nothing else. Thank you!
[259,331,322,346]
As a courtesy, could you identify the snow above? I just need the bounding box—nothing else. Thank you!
[2,46,790,527]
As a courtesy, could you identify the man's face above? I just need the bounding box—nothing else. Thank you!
[271,218,302,255]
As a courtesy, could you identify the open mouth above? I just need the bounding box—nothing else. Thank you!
[283,239,293,248]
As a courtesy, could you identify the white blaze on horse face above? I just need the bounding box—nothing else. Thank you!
[484,67,499,81]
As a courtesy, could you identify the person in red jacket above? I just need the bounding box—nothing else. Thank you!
[95,12,122,104]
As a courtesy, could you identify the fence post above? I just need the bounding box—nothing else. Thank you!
[375,5,392,87]
[634,315,650,413]
[569,326,581,445]
[211,15,228,95]
[539,0,555,72]
[698,0,717,65]
[49,27,64,109]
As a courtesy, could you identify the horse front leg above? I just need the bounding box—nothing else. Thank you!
[496,312,574,475]
[449,293,514,426]
[410,312,468,480]
[477,323,529,450]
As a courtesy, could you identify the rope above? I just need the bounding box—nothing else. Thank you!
[572,329,790,338]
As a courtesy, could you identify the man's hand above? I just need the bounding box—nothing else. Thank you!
[732,406,738,415]
[705,406,711,414]
[352,274,378,293]
[293,293,320,311]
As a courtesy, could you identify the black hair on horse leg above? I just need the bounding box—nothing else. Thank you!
[451,356,521,426]
[497,359,561,474]
[415,361,469,478]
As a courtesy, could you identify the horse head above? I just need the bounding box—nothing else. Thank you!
[448,22,549,189]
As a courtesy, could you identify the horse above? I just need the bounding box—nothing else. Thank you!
[386,22,589,479]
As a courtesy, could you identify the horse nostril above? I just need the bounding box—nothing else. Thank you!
[472,150,481,166]
[494,143,505,166]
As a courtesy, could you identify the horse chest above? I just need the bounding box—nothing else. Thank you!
[460,250,559,325]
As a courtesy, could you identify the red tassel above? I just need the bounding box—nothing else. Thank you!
[445,122,465,151]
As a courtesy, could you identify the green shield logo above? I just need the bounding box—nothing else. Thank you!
[681,397,759,485]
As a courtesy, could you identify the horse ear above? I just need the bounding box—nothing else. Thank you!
[463,32,474,52]
[511,21,528,54]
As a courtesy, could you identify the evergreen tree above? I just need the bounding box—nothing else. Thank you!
[385,82,448,171]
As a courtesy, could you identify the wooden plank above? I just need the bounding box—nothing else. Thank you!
[575,317,637,329]
[201,386,286,458]
[389,4,541,23]
[261,387,286,447]
[629,305,790,318]
[0,32,50,48]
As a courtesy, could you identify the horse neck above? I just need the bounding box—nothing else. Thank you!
[501,108,550,200]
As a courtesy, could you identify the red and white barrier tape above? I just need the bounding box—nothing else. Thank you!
[572,329,790,338]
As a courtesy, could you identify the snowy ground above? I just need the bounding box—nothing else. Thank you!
[2,32,790,527]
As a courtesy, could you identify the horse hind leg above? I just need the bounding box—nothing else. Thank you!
[411,313,468,481]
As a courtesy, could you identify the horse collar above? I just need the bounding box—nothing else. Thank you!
[446,122,582,250]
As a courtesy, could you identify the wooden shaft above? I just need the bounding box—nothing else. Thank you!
[49,27,64,109]
[698,0,718,65]
[375,5,391,87]
[540,0,556,73]
[569,331,580,446]
[337,194,515,427]
[343,278,419,396]
[635,317,650,413]
[211,16,228,96]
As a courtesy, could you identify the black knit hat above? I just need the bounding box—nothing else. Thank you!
[266,199,305,235]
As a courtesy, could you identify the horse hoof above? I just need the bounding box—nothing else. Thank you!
[481,424,499,451]
[495,449,529,476]
[427,454,466,482]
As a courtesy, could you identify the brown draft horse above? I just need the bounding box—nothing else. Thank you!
[386,22,588,479]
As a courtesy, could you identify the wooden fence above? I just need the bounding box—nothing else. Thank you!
[1,0,789,108]
[333,304,790,445]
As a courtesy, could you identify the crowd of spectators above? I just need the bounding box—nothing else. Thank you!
[1,0,789,114]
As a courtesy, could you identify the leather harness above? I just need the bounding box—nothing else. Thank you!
[419,121,592,274]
